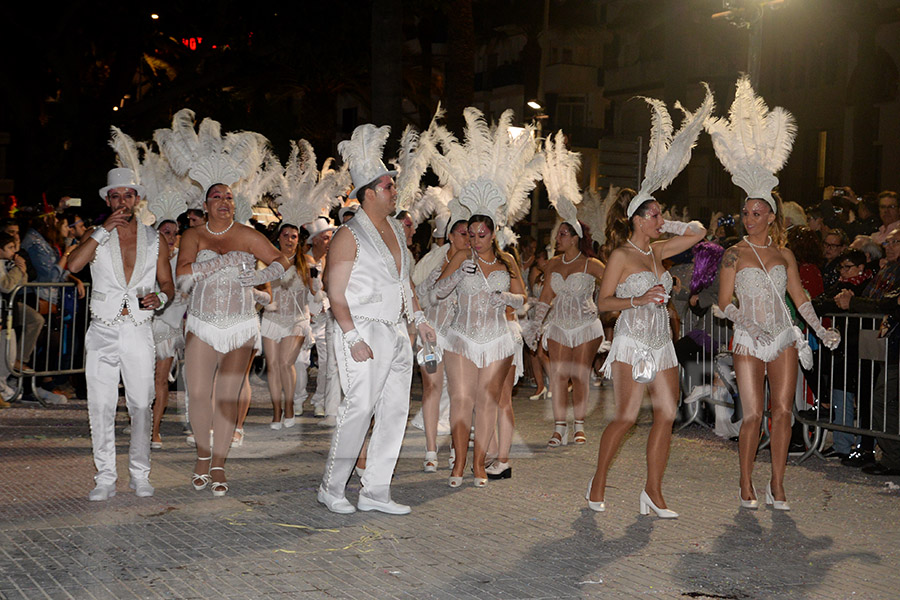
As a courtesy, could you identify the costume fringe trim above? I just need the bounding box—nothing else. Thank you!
[542,319,605,350]
[186,314,261,354]
[443,328,516,368]
[260,315,311,342]
[600,335,678,378]
[732,326,796,363]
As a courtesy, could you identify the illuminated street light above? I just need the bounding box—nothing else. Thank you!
[150,13,159,20]
[527,100,542,110]
[112,106,119,111]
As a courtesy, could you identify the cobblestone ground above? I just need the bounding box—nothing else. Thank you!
[1,374,899,599]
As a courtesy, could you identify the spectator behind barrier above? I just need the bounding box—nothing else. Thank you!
[821,228,849,290]
[0,232,45,375]
[787,227,824,298]
[872,191,900,245]
[850,234,883,275]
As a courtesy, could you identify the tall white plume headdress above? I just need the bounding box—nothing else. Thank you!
[577,185,619,247]
[543,130,583,237]
[231,142,281,224]
[427,106,544,249]
[272,139,349,229]
[109,125,198,226]
[339,124,398,200]
[704,74,796,213]
[153,108,269,212]
[394,124,436,213]
[629,83,715,217]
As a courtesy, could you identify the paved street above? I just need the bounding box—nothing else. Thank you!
[1,375,899,599]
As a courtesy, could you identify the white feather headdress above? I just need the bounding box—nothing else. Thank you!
[232,144,281,224]
[630,83,715,217]
[427,106,544,249]
[395,125,436,212]
[543,130,583,237]
[704,75,796,212]
[577,185,618,247]
[338,124,397,199]
[154,108,269,208]
[272,140,349,229]
[109,126,198,226]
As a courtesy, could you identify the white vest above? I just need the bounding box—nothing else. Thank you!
[90,224,159,325]
[344,209,413,324]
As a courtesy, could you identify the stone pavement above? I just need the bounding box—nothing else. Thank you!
[1,376,899,600]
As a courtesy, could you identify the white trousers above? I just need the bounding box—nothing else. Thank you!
[310,311,341,415]
[321,319,412,502]
[85,319,155,485]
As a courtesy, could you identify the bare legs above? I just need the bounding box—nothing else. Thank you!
[262,335,304,424]
[445,351,513,481]
[151,356,174,444]
[733,348,797,502]
[420,363,444,455]
[234,350,255,441]
[487,361,516,464]
[528,344,549,395]
[185,333,254,489]
[589,362,678,508]
[547,337,603,443]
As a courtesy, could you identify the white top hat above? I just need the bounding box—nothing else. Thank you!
[304,216,336,240]
[99,167,145,199]
[339,124,398,200]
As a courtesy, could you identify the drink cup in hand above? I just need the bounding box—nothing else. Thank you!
[135,286,151,309]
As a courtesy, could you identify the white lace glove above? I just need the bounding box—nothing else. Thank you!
[797,301,841,350]
[524,301,551,350]
[490,291,524,309]
[660,220,704,236]
[252,289,272,306]
[722,303,774,345]
[192,252,245,277]
[433,260,476,299]
[238,261,285,287]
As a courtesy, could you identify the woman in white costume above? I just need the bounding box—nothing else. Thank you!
[587,87,712,517]
[525,250,551,400]
[435,213,526,487]
[533,221,605,446]
[708,76,840,510]
[260,224,313,429]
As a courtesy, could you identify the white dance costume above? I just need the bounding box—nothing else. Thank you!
[260,264,312,342]
[601,270,677,377]
[152,252,187,360]
[186,249,261,353]
[443,268,516,367]
[543,261,604,349]
[731,265,794,361]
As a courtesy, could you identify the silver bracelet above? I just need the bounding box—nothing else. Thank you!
[630,296,637,308]
[90,228,111,246]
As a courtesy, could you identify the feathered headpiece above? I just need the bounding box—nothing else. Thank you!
[394,125,435,212]
[108,126,198,226]
[272,140,348,229]
[408,185,452,230]
[704,75,796,213]
[339,124,397,199]
[427,106,544,248]
[232,144,281,224]
[543,130,583,237]
[629,83,715,217]
[154,108,269,206]
[577,185,618,247]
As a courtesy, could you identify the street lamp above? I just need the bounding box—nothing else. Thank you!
[527,100,543,110]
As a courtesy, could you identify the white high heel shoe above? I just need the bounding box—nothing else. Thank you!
[740,485,759,509]
[585,478,605,512]
[528,388,548,401]
[423,451,438,473]
[765,483,790,511]
[547,421,568,447]
[639,490,678,518]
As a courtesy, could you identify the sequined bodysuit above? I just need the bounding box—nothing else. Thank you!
[731,265,795,361]
[543,263,604,349]
[601,270,677,376]
[443,268,516,367]
[186,249,260,353]
[260,264,312,342]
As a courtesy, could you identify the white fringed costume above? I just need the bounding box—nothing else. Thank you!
[185,250,261,353]
[152,253,187,359]
[542,266,604,350]
[601,271,678,377]
[730,265,795,361]
[260,265,312,342]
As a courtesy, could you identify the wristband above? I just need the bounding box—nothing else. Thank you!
[343,328,364,348]
[413,310,428,326]
[155,291,169,306]
[91,228,111,246]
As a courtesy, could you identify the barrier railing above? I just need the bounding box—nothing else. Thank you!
[3,281,91,404]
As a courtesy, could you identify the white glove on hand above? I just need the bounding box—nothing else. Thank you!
[252,289,272,306]
[192,252,245,277]
[723,303,774,345]
[490,291,524,309]
[798,301,841,349]
[239,261,285,287]
[433,262,472,298]
[660,220,704,236]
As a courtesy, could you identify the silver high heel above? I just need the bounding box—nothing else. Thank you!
[547,421,568,447]
[585,478,606,512]
[639,490,678,518]
[740,485,759,509]
[765,482,790,511]
[448,476,463,488]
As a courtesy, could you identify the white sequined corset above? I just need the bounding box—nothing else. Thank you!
[188,249,258,328]
[422,266,457,334]
[266,267,310,329]
[733,265,792,338]
[549,272,597,329]
[613,270,673,350]
[450,269,511,344]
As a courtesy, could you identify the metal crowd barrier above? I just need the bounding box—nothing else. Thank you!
[3,281,91,404]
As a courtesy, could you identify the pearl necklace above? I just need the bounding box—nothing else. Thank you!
[206,221,234,236]
[561,251,582,265]
[743,235,772,249]
[627,239,652,256]
[477,253,498,266]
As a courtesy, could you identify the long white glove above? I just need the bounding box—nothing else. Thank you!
[433,259,477,299]
[721,303,774,345]
[490,291,525,309]
[177,252,246,293]
[252,289,272,306]
[797,301,841,349]
[661,220,704,236]
[524,301,551,350]
[238,261,285,287]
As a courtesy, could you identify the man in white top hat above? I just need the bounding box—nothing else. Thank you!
[68,167,175,501]
[318,124,436,514]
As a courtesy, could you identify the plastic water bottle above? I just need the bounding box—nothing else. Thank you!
[423,339,438,373]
